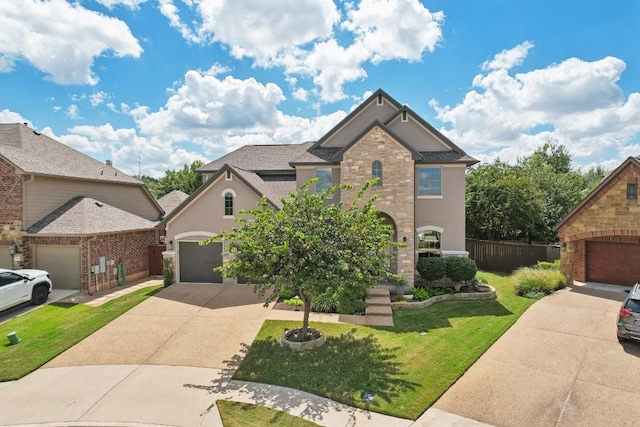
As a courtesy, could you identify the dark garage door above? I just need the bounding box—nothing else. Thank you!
[179,241,223,283]
[587,241,640,286]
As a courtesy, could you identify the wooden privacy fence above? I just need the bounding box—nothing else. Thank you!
[466,239,560,273]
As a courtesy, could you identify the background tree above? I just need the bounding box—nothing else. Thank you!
[134,175,161,198]
[156,160,204,197]
[207,179,400,340]
[466,143,607,244]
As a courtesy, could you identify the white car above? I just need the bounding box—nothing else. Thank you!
[0,268,52,312]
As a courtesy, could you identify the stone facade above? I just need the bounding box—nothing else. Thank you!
[0,157,23,247]
[340,126,415,286]
[557,161,640,282]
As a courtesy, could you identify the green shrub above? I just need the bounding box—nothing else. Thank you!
[409,287,431,301]
[278,289,296,300]
[445,257,477,291]
[311,290,338,313]
[337,286,367,314]
[284,297,303,307]
[416,257,447,285]
[162,258,174,287]
[513,266,567,298]
[536,259,561,270]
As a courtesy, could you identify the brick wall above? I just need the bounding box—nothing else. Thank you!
[340,125,416,286]
[558,162,640,282]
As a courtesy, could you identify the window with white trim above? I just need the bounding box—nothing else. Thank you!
[417,229,441,258]
[224,192,233,216]
[418,166,442,197]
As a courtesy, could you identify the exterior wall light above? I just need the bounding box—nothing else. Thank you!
[8,242,18,255]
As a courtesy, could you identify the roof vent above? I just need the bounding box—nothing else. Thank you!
[106,160,113,166]
[95,201,104,207]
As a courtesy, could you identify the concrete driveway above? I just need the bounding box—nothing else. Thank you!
[429,282,640,427]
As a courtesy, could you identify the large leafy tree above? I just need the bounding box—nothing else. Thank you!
[466,143,607,243]
[206,179,400,340]
[136,160,204,198]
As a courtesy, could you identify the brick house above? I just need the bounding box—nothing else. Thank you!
[0,123,164,293]
[159,89,478,287]
[555,156,640,286]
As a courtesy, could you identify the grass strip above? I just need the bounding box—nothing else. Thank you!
[233,272,535,420]
[217,400,320,427]
[0,285,162,381]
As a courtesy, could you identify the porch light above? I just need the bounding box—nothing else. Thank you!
[8,242,18,255]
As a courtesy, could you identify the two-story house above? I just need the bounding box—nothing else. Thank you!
[159,89,478,287]
[0,123,164,292]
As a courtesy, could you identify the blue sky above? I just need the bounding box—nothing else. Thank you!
[1,0,639,178]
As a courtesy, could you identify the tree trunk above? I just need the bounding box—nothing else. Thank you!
[302,297,312,340]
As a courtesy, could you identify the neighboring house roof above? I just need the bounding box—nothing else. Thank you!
[198,142,315,174]
[0,123,140,184]
[158,164,296,227]
[26,196,156,235]
[553,156,639,232]
[157,190,189,214]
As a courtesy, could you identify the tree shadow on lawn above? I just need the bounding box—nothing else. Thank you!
[393,299,514,333]
[184,329,419,422]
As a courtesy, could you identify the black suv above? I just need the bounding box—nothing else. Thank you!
[617,283,640,342]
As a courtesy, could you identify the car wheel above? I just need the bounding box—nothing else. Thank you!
[31,285,49,305]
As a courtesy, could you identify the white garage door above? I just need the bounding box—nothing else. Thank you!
[0,246,12,269]
[34,245,81,290]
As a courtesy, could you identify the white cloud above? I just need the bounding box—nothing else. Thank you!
[90,91,109,106]
[342,0,444,63]
[66,105,80,119]
[0,109,27,123]
[0,0,142,85]
[95,0,148,9]
[431,49,640,168]
[482,41,534,71]
[159,0,444,103]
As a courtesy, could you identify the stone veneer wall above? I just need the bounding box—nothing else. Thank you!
[557,162,640,282]
[0,157,23,246]
[340,126,415,286]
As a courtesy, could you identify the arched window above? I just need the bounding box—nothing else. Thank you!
[372,161,382,186]
[224,192,233,216]
[417,227,443,258]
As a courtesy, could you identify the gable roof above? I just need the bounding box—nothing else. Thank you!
[157,190,189,214]
[198,142,314,174]
[0,123,140,184]
[554,156,639,232]
[333,120,424,161]
[158,163,296,227]
[312,89,402,149]
[26,196,156,235]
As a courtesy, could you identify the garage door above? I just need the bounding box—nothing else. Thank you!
[0,246,12,269]
[34,245,81,289]
[587,241,640,286]
[178,241,223,283]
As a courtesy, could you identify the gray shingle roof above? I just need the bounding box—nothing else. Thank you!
[27,196,156,235]
[0,123,140,184]
[157,190,189,214]
[419,151,479,164]
[232,166,296,209]
[199,142,315,173]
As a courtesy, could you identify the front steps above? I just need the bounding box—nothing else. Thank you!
[335,287,395,327]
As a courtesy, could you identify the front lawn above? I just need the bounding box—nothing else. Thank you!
[233,272,534,420]
[217,400,320,427]
[0,285,162,381]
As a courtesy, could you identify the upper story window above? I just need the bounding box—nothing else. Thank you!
[628,183,638,200]
[418,166,442,197]
[224,192,233,216]
[315,168,332,194]
[372,161,382,186]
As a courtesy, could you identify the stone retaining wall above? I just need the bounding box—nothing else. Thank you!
[391,285,496,309]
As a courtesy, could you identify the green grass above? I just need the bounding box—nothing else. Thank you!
[0,285,162,381]
[233,272,535,420]
[217,400,320,427]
